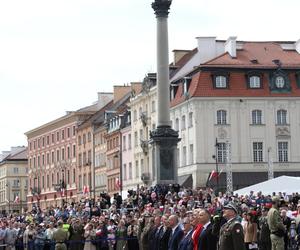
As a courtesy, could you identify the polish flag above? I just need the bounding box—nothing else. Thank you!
[14,196,20,204]
[209,170,218,181]
[83,185,89,194]
[61,188,66,197]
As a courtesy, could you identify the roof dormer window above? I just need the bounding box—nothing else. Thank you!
[249,76,261,88]
[215,76,227,88]
[275,76,285,88]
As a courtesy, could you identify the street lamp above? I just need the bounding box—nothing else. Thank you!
[33,176,41,208]
[212,138,220,192]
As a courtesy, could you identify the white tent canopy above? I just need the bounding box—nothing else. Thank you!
[234,175,300,195]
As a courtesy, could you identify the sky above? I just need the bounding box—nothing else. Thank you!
[0,0,299,152]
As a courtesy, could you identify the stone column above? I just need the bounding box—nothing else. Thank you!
[150,0,180,185]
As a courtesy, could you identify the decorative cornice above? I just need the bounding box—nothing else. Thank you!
[152,0,172,18]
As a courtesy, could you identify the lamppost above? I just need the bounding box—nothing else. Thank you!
[61,168,67,206]
[212,138,220,191]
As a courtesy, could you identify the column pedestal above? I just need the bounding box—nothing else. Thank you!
[150,126,180,185]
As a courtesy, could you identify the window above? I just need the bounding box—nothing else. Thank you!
[56,149,60,162]
[252,110,262,125]
[135,160,139,178]
[253,142,263,162]
[249,76,261,88]
[217,110,227,125]
[83,134,86,144]
[78,153,82,167]
[13,180,19,187]
[47,153,50,164]
[51,133,55,144]
[56,131,60,142]
[73,126,76,136]
[67,127,70,138]
[175,118,179,131]
[42,137,45,147]
[217,142,228,163]
[215,76,227,88]
[13,168,18,174]
[128,163,132,180]
[189,144,194,165]
[140,159,144,173]
[123,164,127,180]
[47,136,50,145]
[188,112,193,128]
[134,131,138,147]
[61,129,65,140]
[72,145,76,158]
[67,147,70,159]
[139,129,144,140]
[182,146,187,166]
[277,109,287,125]
[181,115,186,130]
[61,148,65,160]
[78,136,82,145]
[123,136,126,151]
[133,110,137,121]
[73,169,76,183]
[275,76,285,88]
[51,152,54,164]
[278,142,288,162]
[151,100,156,112]
[88,132,91,142]
[128,134,132,149]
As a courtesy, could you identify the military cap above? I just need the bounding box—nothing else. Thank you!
[223,202,238,213]
[272,196,280,202]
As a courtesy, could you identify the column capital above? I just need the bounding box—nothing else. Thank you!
[152,0,172,18]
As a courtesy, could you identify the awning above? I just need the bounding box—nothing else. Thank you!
[178,174,193,188]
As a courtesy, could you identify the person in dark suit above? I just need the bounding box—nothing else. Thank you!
[178,217,194,250]
[150,216,162,250]
[168,215,184,250]
[197,209,217,250]
[158,215,171,250]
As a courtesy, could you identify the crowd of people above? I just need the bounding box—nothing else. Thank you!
[1,185,300,250]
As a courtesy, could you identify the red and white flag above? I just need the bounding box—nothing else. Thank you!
[83,185,89,194]
[115,178,121,189]
[14,196,20,203]
[61,188,66,197]
[209,170,218,181]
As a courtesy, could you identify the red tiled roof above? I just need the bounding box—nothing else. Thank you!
[170,42,300,107]
[203,42,300,68]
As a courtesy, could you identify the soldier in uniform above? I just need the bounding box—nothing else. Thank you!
[267,196,285,250]
[53,220,69,250]
[218,202,246,250]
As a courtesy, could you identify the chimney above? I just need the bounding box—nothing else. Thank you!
[225,36,237,58]
[97,92,113,109]
[113,85,131,103]
[196,36,217,63]
[295,39,300,54]
[172,50,192,66]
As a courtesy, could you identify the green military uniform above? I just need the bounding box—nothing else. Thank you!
[218,216,246,250]
[53,227,69,250]
[267,202,285,250]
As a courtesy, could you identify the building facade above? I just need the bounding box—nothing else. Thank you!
[25,94,110,209]
[129,75,157,188]
[0,147,28,214]
[170,37,300,190]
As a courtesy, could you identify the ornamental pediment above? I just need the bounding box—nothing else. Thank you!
[276,126,290,137]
